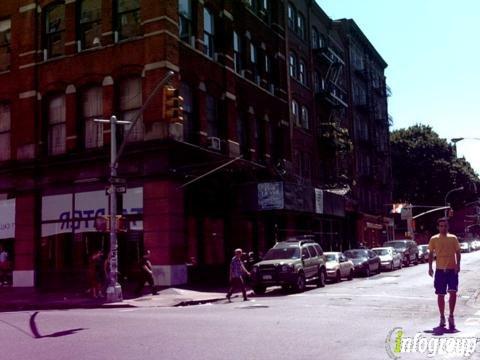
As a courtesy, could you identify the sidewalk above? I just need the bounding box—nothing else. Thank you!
[0,285,228,312]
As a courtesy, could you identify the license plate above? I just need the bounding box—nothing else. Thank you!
[262,275,272,280]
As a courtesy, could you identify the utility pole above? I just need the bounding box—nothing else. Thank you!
[95,70,175,303]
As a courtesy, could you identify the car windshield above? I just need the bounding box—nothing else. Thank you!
[326,254,337,261]
[373,249,389,256]
[384,242,406,249]
[263,247,300,260]
[344,250,368,258]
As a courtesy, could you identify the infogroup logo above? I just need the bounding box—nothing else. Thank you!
[385,327,479,358]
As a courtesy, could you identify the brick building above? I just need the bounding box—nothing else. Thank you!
[0,0,392,290]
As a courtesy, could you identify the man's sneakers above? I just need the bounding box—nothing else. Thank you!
[448,315,456,330]
[226,294,231,303]
[439,315,446,328]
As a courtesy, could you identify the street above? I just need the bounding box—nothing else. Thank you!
[1,251,479,360]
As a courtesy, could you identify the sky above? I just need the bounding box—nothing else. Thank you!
[318,0,480,174]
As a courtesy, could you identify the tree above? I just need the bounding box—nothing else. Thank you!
[390,124,480,210]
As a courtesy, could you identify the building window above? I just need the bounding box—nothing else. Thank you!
[0,104,11,161]
[115,0,141,41]
[311,27,319,49]
[47,94,66,155]
[206,95,218,137]
[287,3,296,30]
[299,60,306,85]
[289,52,297,78]
[297,13,306,40]
[179,0,192,43]
[256,117,266,162]
[119,77,143,142]
[180,82,195,142]
[0,19,11,71]
[301,106,309,129]
[313,71,321,93]
[203,8,214,58]
[78,0,102,50]
[250,43,259,83]
[45,3,66,58]
[233,31,242,73]
[237,112,249,157]
[82,86,103,149]
[291,100,299,126]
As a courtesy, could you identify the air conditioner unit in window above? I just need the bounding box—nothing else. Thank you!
[207,136,221,151]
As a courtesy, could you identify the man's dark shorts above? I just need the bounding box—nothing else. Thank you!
[434,269,458,295]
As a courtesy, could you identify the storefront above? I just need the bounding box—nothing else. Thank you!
[0,198,15,285]
[39,187,143,290]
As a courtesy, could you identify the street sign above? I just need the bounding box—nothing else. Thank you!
[109,177,126,185]
[115,185,127,193]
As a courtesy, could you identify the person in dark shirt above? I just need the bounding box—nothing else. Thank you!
[226,248,251,302]
[135,250,158,296]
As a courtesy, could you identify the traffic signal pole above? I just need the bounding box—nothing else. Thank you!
[95,70,175,303]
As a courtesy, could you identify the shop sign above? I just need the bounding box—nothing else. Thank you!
[0,199,15,239]
[258,182,284,210]
[42,188,143,236]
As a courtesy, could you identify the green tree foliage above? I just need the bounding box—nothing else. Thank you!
[390,125,480,208]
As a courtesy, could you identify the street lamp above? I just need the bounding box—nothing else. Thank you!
[444,186,464,218]
[95,70,175,303]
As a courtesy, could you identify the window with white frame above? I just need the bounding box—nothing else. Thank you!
[0,19,11,71]
[299,60,306,85]
[179,0,192,43]
[47,94,66,155]
[0,103,11,161]
[82,86,103,149]
[45,3,66,58]
[115,0,141,40]
[301,106,309,129]
[287,3,296,30]
[311,27,319,49]
[233,31,241,73]
[119,77,143,142]
[203,8,214,58]
[289,52,297,78]
[297,13,306,40]
[291,100,299,125]
[78,0,102,50]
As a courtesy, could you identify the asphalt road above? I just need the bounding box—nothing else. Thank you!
[1,251,480,360]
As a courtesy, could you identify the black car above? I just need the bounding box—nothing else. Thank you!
[343,249,381,277]
[383,240,419,266]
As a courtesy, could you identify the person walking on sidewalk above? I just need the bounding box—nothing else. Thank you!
[428,218,461,330]
[135,250,158,296]
[0,245,9,286]
[226,248,251,302]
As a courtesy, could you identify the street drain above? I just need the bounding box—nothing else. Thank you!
[237,305,269,309]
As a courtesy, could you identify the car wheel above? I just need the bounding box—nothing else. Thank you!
[317,269,326,288]
[365,266,370,277]
[253,285,266,295]
[295,273,306,292]
[335,270,341,283]
[348,269,353,280]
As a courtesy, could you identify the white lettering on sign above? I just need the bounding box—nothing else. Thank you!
[0,199,15,239]
[41,188,143,236]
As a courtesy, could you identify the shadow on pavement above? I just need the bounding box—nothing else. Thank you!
[424,327,461,336]
[29,311,86,339]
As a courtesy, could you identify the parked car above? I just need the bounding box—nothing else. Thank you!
[250,238,327,294]
[471,239,480,251]
[459,240,472,253]
[372,247,402,271]
[343,249,381,277]
[324,252,354,282]
[383,239,419,266]
[417,245,430,263]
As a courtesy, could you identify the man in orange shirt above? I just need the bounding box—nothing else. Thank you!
[428,218,461,330]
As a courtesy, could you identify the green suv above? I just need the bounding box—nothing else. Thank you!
[250,238,327,294]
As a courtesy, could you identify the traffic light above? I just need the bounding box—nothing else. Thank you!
[94,215,128,232]
[162,86,183,123]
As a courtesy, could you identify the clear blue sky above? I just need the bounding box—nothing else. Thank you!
[318,0,480,174]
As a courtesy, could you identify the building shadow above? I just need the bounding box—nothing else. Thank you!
[29,311,86,339]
